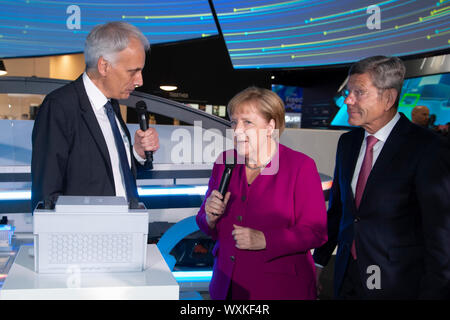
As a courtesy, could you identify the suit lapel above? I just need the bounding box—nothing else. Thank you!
[359,113,411,210]
[74,76,115,186]
[344,129,365,193]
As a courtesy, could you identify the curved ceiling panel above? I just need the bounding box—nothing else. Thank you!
[213,0,450,69]
[0,0,218,58]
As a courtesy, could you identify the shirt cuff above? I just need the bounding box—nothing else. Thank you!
[133,147,146,165]
[315,263,324,268]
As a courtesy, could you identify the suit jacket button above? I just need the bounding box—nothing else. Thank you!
[354,217,360,223]
[237,215,242,222]
[241,195,246,201]
[230,255,235,261]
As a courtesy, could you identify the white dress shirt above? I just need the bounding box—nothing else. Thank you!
[351,112,401,196]
[82,72,131,199]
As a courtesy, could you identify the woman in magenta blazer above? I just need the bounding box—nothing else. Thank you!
[196,87,328,300]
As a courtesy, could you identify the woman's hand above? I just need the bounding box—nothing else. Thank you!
[232,224,266,250]
[205,190,230,229]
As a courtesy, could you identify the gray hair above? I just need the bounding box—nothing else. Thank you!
[84,21,150,71]
[349,55,406,108]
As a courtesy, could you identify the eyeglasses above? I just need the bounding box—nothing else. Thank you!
[341,88,369,100]
[341,87,385,100]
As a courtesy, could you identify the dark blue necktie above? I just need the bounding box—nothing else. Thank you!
[104,101,139,203]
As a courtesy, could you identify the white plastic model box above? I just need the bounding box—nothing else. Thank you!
[33,196,148,274]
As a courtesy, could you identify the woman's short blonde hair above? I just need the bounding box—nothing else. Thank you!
[227,86,286,135]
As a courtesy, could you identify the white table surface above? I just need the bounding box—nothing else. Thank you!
[0,244,179,300]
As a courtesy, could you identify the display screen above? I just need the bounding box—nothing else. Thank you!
[212,0,450,69]
[272,84,303,128]
[272,84,303,113]
[0,0,218,58]
[331,72,450,127]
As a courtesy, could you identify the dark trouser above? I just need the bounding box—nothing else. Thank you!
[337,256,366,299]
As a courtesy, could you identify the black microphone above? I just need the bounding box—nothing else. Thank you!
[218,152,236,197]
[218,164,235,197]
[135,100,153,170]
[211,156,235,217]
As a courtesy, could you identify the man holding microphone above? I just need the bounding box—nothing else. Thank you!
[32,22,159,210]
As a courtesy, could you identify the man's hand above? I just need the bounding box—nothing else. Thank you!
[232,225,266,250]
[316,266,324,297]
[134,128,159,159]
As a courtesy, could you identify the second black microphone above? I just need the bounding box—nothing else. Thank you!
[135,100,153,170]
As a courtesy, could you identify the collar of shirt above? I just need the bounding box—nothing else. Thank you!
[365,112,401,144]
[82,72,108,112]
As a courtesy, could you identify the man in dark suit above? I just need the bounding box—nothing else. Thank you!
[313,56,450,299]
[31,22,159,210]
